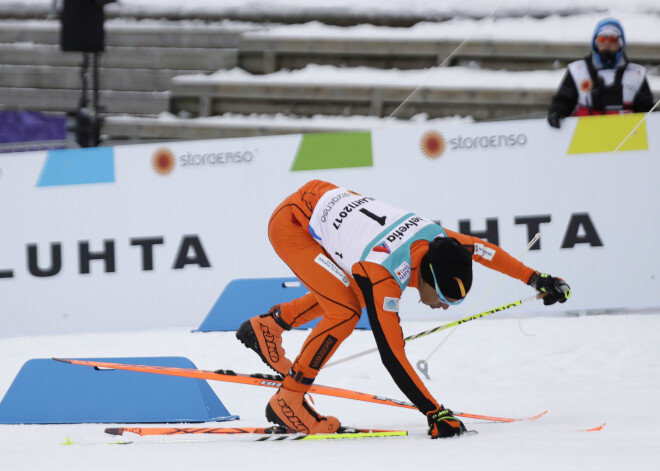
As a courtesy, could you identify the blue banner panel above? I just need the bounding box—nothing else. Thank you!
[195,277,371,331]
[37,147,115,186]
[0,357,238,424]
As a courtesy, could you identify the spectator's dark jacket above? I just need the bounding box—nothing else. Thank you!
[548,54,654,117]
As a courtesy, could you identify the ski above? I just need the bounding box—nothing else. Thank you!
[53,358,416,410]
[64,431,407,446]
[102,431,406,444]
[106,426,286,436]
[53,358,546,423]
[256,430,408,441]
[105,425,403,437]
[459,409,548,423]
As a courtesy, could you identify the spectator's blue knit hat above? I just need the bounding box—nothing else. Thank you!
[591,18,625,69]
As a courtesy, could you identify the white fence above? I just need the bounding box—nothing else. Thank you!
[1,114,658,336]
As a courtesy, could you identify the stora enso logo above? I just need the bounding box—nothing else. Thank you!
[420,130,446,159]
[151,147,176,175]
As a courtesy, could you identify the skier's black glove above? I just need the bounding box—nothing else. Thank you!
[426,407,467,438]
[528,272,571,306]
[547,111,562,129]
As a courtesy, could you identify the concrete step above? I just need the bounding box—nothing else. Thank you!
[0,65,202,92]
[0,4,606,28]
[168,73,556,121]
[0,87,169,115]
[0,19,257,48]
[101,114,384,142]
[239,33,660,73]
[0,43,237,70]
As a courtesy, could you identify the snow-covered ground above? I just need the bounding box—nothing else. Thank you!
[1,311,659,470]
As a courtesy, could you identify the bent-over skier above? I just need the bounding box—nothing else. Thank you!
[237,180,571,437]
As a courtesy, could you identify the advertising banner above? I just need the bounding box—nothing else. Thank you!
[1,114,658,336]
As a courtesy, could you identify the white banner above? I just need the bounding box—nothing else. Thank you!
[1,114,658,336]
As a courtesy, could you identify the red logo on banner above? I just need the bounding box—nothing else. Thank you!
[420,130,446,159]
[152,147,176,175]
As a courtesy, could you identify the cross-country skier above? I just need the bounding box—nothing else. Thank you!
[237,180,571,437]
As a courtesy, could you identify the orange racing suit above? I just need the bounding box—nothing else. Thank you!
[268,180,535,414]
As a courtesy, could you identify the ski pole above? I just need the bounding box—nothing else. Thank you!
[325,292,544,368]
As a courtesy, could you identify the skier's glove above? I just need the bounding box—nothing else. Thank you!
[547,111,562,129]
[528,272,571,306]
[426,407,467,439]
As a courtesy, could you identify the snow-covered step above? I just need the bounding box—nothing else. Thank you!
[0,19,257,48]
[0,65,203,92]
[0,43,237,71]
[101,113,448,142]
[238,34,591,74]
[237,18,660,73]
[240,36,660,74]
[0,87,169,115]
[169,66,564,120]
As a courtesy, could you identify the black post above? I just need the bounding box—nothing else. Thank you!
[92,52,102,146]
[74,52,98,148]
[60,0,115,147]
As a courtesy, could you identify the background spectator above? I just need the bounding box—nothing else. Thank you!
[547,18,654,128]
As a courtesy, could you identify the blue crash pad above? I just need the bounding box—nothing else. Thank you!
[0,357,239,424]
[195,277,371,331]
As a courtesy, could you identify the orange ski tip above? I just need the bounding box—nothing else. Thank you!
[531,410,549,420]
[584,422,607,432]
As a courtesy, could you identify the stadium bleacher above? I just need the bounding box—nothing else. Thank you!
[0,12,658,144]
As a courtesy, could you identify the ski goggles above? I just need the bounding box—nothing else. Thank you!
[596,35,622,46]
[429,264,465,306]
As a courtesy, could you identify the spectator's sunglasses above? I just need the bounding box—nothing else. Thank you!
[596,35,622,45]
